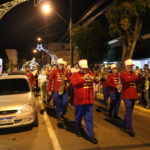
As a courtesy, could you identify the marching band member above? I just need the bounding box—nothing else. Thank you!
[100,65,110,105]
[107,64,121,119]
[120,59,140,137]
[47,58,70,124]
[71,59,98,144]
[25,67,36,88]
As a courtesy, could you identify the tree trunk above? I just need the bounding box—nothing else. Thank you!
[129,19,142,58]
[120,43,127,70]
[121,19,142,70]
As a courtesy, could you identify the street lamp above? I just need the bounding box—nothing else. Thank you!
[37,37,42,42]
[36,0,73,65]
[41,2,52,15]
[33,49,38,54]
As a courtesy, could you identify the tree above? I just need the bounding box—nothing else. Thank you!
[18,58,27,68]
[5,59,16,72]
[106,0,150,67]
[72,21,108,65]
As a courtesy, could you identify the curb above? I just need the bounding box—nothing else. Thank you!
[96,93,150,115]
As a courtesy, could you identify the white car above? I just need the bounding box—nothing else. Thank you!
[0,75,38,128]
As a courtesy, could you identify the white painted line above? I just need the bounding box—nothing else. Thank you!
[38,99,62,150]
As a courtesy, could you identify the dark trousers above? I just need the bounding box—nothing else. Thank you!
[103,87,110,103]
[53,92,68,119]
[123,99,136,132]
[109,92,121,116]
[75,104,94,138]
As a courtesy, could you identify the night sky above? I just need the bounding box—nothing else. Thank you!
[0,0,149,61]
[0,0,112,60]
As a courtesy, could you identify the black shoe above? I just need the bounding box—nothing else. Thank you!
[96,107,101,112]
[43,101,47,104]
[61,115,67,121]
[57,121,64,128]
[122,123,127,129]
[104,101,108,106]
[87,137,98,144]
[108,112,112,118]
[128,131,136,137]
[113,115,121,120]
[76,131,82,137]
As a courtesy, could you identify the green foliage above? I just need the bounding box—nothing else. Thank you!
[72,22,108,65]
[18,58,27,67]
[106,0,150,41]
[106,0,150,65]
[5,59,15,71]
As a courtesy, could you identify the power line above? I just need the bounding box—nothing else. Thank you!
[57,30,68,42]
[83,6,109,26]
[31,18,59,34]
[76,0,106,25]
[57,0,106,42]
[56,1,99,42]
[74,0,98,18]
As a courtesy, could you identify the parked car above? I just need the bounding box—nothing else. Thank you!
[8,71,26,75]
[0,75,38,128]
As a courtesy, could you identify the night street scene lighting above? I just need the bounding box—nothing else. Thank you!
[0,0,150,149]
[40,2,52,15]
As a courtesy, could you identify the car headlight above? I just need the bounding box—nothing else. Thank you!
[18,104,33,113]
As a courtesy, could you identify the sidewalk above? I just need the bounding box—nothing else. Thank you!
[96,92,150,115]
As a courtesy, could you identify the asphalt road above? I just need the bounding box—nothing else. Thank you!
[0,97,150,150]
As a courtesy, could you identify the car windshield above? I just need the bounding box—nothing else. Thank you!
[0,78,30,95]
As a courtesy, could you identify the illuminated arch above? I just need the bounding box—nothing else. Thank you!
[0,0,28,19]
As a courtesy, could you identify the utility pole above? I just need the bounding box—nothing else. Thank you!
[69,0,73,65]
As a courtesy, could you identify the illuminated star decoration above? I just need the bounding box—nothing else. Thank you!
[36,44,58,64]
[36,44,44,52]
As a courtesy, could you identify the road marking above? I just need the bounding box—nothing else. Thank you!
[134,105,150,114]
[38,99,62,150]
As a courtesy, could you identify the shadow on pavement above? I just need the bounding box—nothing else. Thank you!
[61,118,89,142]
[80,143,150,150]
[63,118,76,133]
[0,125,32,135]
[96,106,108,113]
[95,99,108,114]
[81,148,101,150]
[44,107,57,119]
[104,117,128,134]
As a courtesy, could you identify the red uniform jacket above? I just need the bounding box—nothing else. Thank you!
[71,72,94,105]
[102,80,109,87]
[26,72,36,87]
[120,71,138,100]
[47,69,70,92]
[107,73,119,93]
[100,73,109,87]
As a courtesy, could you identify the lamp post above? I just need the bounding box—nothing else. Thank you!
[36,37,44,65]
[69,0,73,65]
[36,0,73,65]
